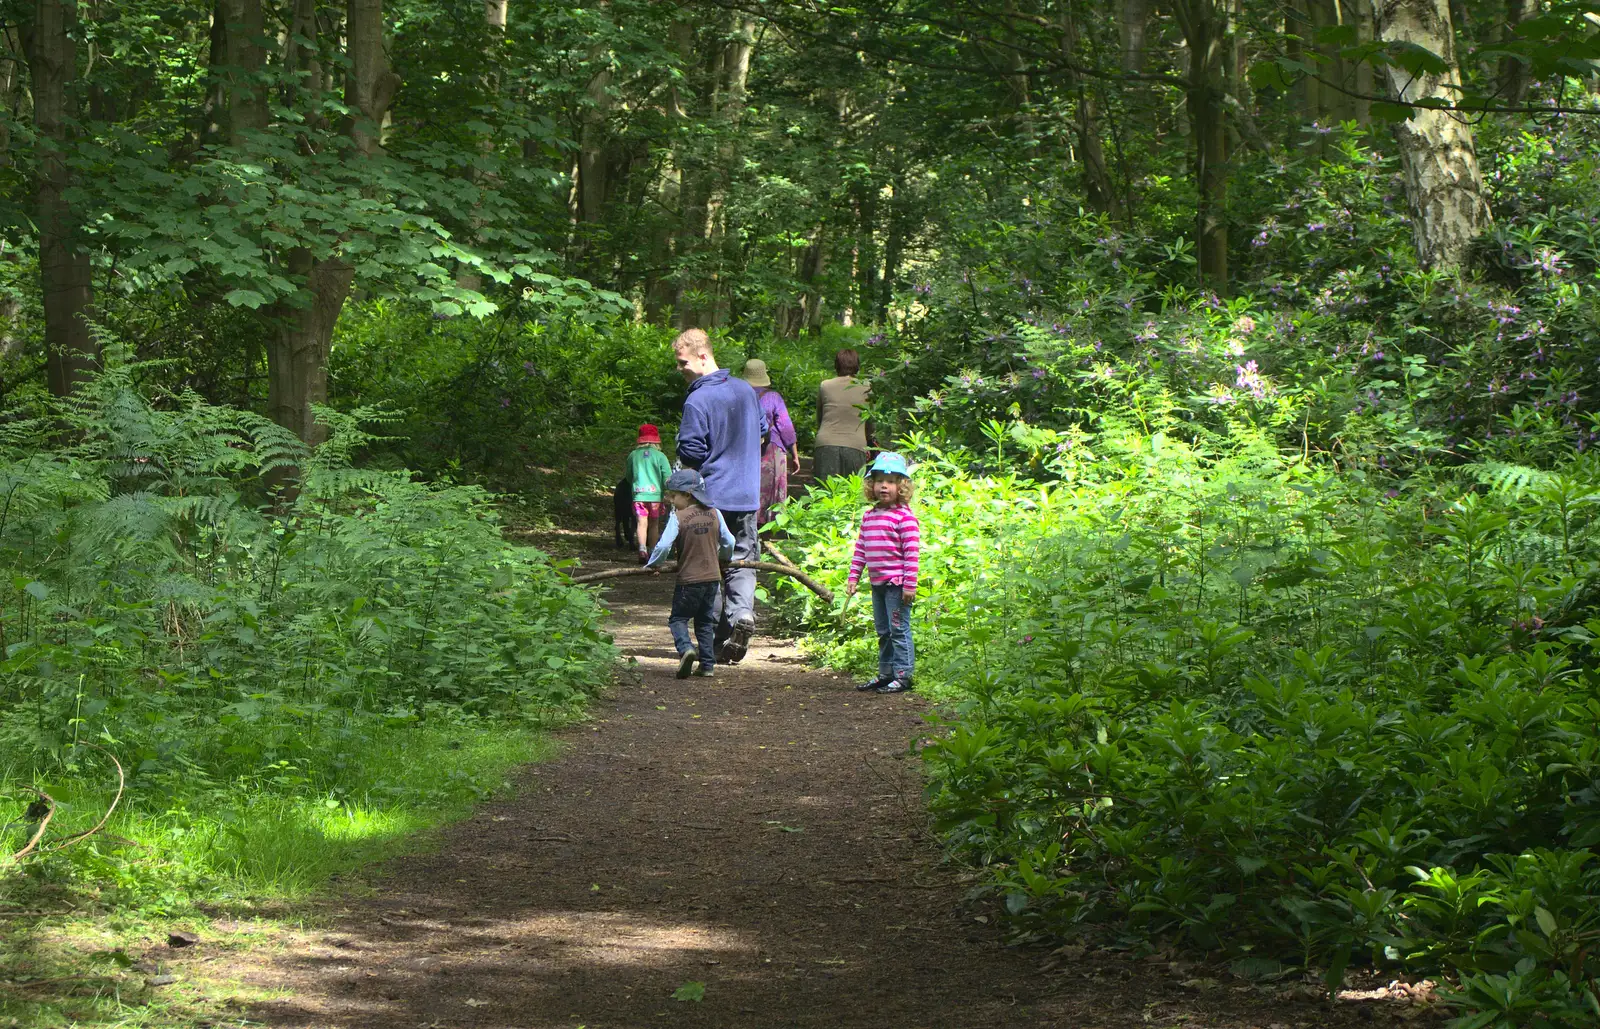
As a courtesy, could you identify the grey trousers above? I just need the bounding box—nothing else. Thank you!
[715,508,760,643]
[814,445,868,480]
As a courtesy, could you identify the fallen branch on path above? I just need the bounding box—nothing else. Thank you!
[569,560,835,603]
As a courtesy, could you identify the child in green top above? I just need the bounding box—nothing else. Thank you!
[627,423,674,563]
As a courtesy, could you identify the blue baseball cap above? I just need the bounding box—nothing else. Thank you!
[868,452,910,477]
[665,468,713,505]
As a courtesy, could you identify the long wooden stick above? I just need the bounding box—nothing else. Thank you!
[569,560,835,603]
[3,788,55,866]
[43,743,125,852]
[762,540,799,568]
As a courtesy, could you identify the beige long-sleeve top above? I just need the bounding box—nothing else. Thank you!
[815,376,870,450]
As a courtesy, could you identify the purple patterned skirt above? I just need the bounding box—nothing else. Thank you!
[758,441,789,526]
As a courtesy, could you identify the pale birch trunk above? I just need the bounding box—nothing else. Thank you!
[1374,0,1491,272]
[1119,0,1151,71]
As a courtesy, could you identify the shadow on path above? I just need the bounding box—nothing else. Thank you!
[243,531,1408,1029]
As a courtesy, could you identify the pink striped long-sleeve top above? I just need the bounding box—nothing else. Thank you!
[847,504,920,594]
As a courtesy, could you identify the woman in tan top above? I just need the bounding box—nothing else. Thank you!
[815,349,873,480]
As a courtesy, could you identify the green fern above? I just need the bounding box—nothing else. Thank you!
[1470,460,1553,497]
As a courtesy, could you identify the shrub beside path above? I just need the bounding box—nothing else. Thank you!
[236,529,1420,1029]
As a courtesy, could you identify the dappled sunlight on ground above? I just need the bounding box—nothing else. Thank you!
[216,531,1425,1029]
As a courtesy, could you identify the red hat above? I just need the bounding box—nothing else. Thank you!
[637,423,661,444]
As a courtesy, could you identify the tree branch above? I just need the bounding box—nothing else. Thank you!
[570,559,835,602]
[3,789,55,866]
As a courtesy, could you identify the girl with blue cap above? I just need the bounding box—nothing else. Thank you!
[844,452,920,693]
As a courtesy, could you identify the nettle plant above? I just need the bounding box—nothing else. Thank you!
[0,348,613,801]
[771,414,1600,1027]
[931,466,1600,1023]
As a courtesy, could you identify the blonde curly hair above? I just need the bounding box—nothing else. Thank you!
[862,472,914,505]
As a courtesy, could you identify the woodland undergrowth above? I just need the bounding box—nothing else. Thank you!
[0,347,614,916]
[768,121,1600,1028]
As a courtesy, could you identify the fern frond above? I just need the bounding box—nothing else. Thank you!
[1469,461,1552,498]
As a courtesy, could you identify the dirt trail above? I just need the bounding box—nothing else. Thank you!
[245,530,1412,1029]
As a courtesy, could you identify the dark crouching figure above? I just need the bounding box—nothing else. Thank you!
[613,475,635,549]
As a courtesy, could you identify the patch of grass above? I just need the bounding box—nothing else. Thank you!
[1,723,563,1027]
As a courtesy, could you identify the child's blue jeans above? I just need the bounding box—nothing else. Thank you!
[871,582,915,682]
[670,581,720,667]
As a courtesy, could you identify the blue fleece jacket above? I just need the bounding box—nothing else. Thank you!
[676,369,764,511]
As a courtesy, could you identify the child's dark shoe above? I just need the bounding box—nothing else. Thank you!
[676,651,697,679]
[874,677,914,694]
[856,675,891,692]
[693,665,715,678]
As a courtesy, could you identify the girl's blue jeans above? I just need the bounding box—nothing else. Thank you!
[870,583,915,682]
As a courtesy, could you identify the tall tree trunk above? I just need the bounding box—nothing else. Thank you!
[801,229,828,335]
[200,2,228,145]
[576,0,611,228]
[1350,0,1376,124]
[878,178,906,325]
[576,56,612,225]
[1174,0,1230,292]
[1374,0,1491,271]
[672,27,717,327]
[707,17,754,326]
[21,0,98,396]
[458,0,507,290]
[0,30,18,357]
[221,0,266,143]
[1496,0,1539,104]
[267,0,398,445]
[644,18,693,324]
[281,0,322,112]
[268,252,353,441]
[1119,0,1151,71]
[676,16,754,328]
[856,182,878,323]
[1064,10,1120,218]
[342,0,398,159]
[1001,0,1032,135]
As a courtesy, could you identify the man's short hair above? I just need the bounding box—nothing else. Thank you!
[673,328,714,358]
[834,348,860,376]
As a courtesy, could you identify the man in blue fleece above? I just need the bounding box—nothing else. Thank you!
[673,328,765,664]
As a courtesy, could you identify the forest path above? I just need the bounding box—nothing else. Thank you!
[244,527,1395,1029]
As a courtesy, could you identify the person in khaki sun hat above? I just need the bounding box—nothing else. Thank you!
[739,359,800,527]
